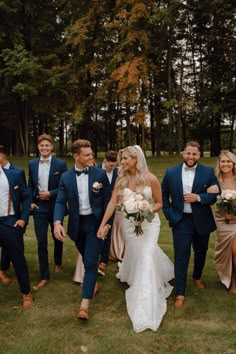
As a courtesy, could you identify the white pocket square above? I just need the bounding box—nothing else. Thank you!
[54,172,59,175]
[14,185,19,190]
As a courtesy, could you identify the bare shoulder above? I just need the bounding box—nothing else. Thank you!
[147,172,159,185]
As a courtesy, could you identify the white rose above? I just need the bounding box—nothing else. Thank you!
[138,200,150,211]
[124,199,139,214]
[222,190,234,199]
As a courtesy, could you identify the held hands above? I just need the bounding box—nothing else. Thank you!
[97,224,111,240]
[54,223,66,242]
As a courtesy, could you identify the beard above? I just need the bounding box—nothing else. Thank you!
[184,160,198,168]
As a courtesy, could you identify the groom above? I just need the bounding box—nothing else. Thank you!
[161,141,219,308]
[53,139,112,320]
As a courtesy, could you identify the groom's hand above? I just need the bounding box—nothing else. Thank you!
[97,224,111,240]
[54,222,66,242]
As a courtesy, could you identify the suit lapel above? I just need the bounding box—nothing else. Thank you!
[3,168,16,202]
[176,164,184,195]
[111,168,118,188]
[88,167,95,201]
[71,169,79,198]
[192,165,201,192]
[34,158,40,185]
[48,156,56,187]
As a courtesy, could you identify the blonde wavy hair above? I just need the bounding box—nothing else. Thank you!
[116,145,149,200]
[215,151,236,184]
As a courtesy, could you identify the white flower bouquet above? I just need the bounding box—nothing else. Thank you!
[217,189,236,223]
[119,188,155,236]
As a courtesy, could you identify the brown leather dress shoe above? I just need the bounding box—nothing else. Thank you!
[0,271,11,285]
[194,279,206,289]
[33,279,49,290]
[174,295,185,309]
[77,307,89,320]
[23,293,33,308]
[54,265,63,273]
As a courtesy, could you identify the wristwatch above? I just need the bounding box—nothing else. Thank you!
[197,195,201,202]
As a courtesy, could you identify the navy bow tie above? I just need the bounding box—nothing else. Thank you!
[75,168,89,176]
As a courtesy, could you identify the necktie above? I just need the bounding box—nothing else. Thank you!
[40,159,49,164]
[75,168,89,176]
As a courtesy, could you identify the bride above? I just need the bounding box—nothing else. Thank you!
[97,145,174,332]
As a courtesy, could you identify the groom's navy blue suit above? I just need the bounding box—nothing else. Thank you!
[162,163,219,295]
[53,166,111,299]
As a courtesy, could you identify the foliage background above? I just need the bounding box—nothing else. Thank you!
[0,1,235,156]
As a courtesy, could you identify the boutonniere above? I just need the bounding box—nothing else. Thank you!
[92,181,103,193]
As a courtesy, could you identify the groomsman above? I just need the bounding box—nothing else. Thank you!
[0,145,32,308]
[97,150,118,273]
[28,134,67,289]
[54,139,112,320]
[161,141,219,308]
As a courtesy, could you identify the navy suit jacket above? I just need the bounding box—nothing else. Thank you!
[53,166,112,241]
[97,164,118,190]
[28,156,67,213]
[161,163,220,235]
[3,164,31,223]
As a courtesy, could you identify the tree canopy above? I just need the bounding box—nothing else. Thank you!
[0,0,235,156]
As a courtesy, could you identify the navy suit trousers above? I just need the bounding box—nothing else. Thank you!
[172,213,210,296]
[74,214,103,299]
[33,209,63,280]
[0,216,30,294]
[0,246,11,271]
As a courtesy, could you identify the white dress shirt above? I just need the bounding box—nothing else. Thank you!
[182,163,197,213]
[102,163,113,184]
[75,167,93,215]
[0,163,14,216]
[38,156,52,191]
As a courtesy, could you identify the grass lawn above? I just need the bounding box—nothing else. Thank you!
[0,156,235,354]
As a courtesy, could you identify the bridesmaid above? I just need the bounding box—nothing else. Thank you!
[210,151,236,294]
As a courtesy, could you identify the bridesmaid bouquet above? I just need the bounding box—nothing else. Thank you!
[119,188,155,236]
[217,189,236,223]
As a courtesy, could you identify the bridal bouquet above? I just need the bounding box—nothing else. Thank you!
[119,188,155,236]
[217,189,236,223]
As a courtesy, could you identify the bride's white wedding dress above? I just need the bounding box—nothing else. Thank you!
[116,186,174,332]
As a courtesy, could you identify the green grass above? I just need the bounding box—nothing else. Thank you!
[0,157,236,354]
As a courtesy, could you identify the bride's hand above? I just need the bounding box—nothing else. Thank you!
[225,213,232,220]
[207,185,219,193]
[97,224,111,240]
